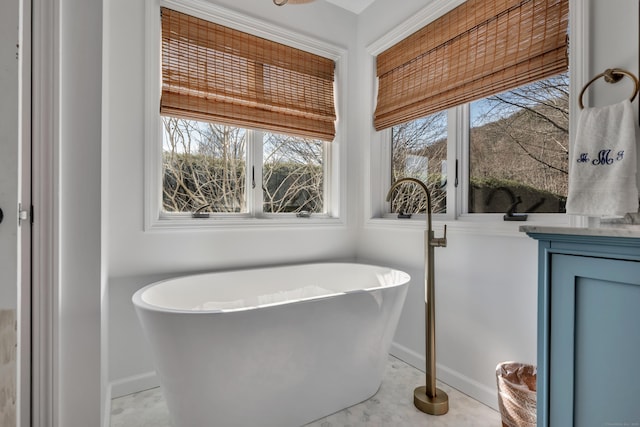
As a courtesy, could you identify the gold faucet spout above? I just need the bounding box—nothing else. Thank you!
[385,177,444,244]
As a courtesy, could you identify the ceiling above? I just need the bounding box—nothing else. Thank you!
[323,0,376,14]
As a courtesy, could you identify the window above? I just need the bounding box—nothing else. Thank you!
[390,112,447,215]
[162,118,248,214]
[375,0,571,219]
[146,1,346,228]
[161,118,326,215]
[263,132,325,214]
[469,73,569,214]
[388,73,569,217]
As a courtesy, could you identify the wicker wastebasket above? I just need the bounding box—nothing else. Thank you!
[496,362,537,427]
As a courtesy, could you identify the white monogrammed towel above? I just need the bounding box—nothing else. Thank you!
[566,99,639,216]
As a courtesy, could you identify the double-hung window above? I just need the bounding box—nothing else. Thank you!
[374,0,571,220]
[146,3,343,228]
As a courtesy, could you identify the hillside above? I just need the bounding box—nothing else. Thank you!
[410,92,569,213]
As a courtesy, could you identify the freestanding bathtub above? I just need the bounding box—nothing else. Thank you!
[132,262,410,427]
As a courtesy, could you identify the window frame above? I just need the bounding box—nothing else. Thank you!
[144,0,347,230]
[366,0,588,233]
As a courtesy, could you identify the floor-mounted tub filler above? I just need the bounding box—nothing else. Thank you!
[386,177,449,415]
[132,262,410,427]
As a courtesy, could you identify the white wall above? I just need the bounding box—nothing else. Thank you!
[355,0,640,410]
[58,0,104,425]
[589,0,640,111]
[105,0,359,396]
[104,0,640,416]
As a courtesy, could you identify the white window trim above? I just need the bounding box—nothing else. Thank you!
[144,0,347,230]
[364,0,588,236]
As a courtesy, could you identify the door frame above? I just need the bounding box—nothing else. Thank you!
[18,0,32,424]
[31,0,56,424]
[30,0,105,425]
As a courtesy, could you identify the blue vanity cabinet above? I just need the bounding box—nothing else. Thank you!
[525,230,640,427]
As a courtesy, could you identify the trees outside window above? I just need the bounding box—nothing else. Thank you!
[390,73,569,216]
[263,133,324,214]
[162,117,326,215]
[390,112,447,214]
[469,73,568,214]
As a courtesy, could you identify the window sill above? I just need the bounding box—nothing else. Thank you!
[145,214,346,232]
[365,213,571,238]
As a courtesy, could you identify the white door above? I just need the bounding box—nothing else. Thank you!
[0,0,30,425]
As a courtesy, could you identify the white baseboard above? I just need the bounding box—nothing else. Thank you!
[109,371,159,399]
[390,342,499,411]
[103,383,112,427]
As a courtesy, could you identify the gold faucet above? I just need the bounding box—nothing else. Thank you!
[385,177,449,415]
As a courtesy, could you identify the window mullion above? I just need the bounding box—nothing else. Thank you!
[322,140,331,216]
[456,104,470,216]
[379,128,393,216]
[445,107,459,219]
[248,130,264,217]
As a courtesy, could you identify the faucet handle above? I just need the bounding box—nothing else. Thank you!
[430,224,447,248]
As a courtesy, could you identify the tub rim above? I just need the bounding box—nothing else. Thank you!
[131,262,410,314]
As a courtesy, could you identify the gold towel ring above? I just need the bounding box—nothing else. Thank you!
[578,68,639,109]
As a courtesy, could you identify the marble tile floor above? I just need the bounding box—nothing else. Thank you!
[111,355,502,427]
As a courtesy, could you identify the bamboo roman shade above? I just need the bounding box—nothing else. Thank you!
[374,0,569,131]
[160,7,337,141]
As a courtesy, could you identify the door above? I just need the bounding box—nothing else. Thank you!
[0,0,30,425]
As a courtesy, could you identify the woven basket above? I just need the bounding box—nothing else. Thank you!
[496,362,537,427]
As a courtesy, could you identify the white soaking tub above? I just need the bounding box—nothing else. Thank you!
[132,262,410,427]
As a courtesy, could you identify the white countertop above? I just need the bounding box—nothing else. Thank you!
[520,224,640,239]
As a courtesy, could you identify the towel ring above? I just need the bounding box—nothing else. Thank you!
[578,68,639,109]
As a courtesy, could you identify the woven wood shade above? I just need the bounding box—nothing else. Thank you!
[374,0,569,131]
[160,7,336,141]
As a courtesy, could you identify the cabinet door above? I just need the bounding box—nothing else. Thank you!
[549,254,640,427]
